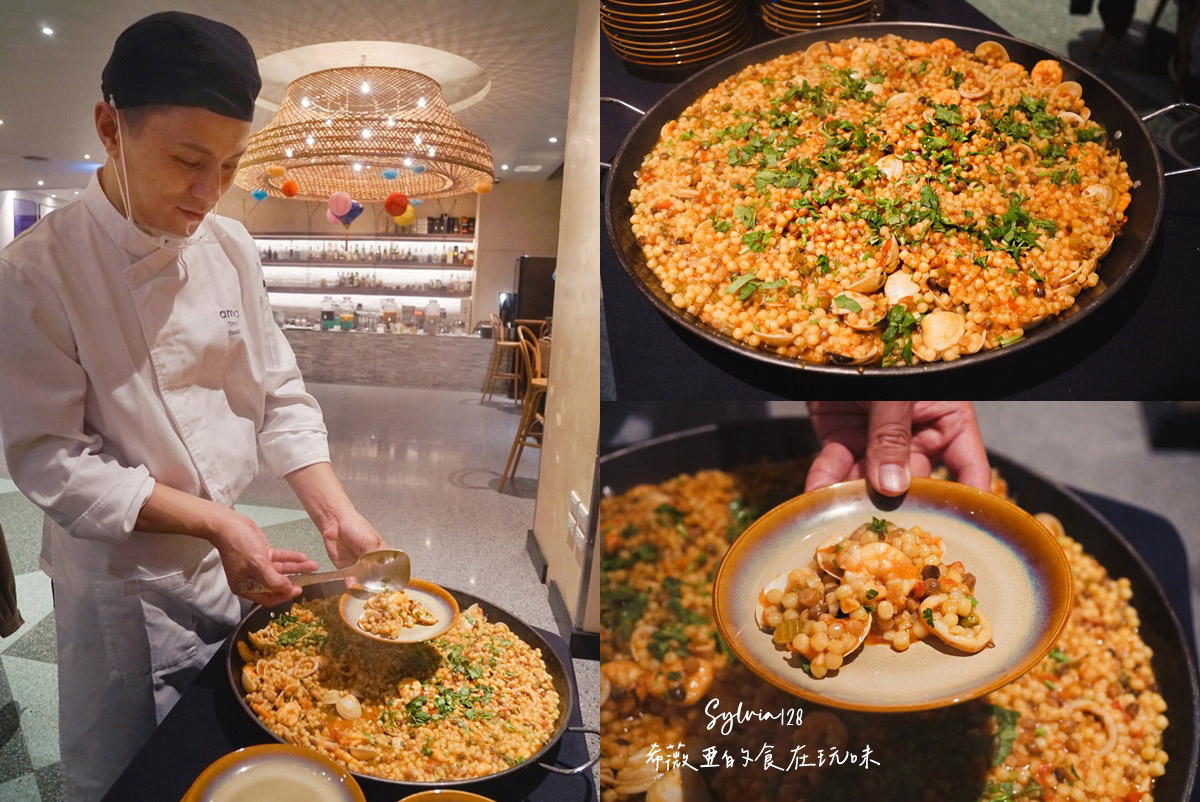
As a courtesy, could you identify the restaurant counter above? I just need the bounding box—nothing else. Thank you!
[283,328,493,391]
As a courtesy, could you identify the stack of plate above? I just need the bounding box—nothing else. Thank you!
[601,0,752,69]
[760,0,881,34]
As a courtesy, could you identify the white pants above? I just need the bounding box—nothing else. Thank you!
[54,550,243,802]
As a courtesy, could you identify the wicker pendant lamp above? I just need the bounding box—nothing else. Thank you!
[235,66,494,201]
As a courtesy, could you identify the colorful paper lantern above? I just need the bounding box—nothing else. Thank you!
[474,180,493,194]
[266,164,286,179]
[393,206,416,226]
[328,191,352,216]
[384,192,409,217]
[251,188,269,201]
[281,180,299,198]
[381,168,400,180]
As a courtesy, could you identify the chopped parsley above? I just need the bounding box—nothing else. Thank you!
[922,607,936,628]
[865,589,879,600]
[833,293,862,314]
[880,303,919,366]
[991,705,1020,766]
[711,217,733,233]
[733,204,757,229]
[869,517,889,535]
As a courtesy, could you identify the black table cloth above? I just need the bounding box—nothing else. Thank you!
[102,624,597,802]
[601,0,1200,399]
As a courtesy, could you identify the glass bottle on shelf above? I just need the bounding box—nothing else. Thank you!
[382,298,398,331]
[339,296,354,330]
[323,296,337,330]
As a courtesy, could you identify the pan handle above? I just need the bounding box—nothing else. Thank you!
[601,97,647,170]
[1141,102,1200,177]
[538,726,601,775]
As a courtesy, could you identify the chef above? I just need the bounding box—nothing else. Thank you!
[0,12,385,801]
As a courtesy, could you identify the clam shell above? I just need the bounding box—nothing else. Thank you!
[920,310,966,352]
[974,41,1009,62]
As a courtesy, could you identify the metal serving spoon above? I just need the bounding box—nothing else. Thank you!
[236,548,411,596]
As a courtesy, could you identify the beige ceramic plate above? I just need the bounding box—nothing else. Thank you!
[337,578,459,644]
[712,478,1073,712]
[181,744,366,802]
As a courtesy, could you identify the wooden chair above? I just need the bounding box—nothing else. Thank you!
[499,325,548,491]
[515,318,549,337]
[480,313,521,404]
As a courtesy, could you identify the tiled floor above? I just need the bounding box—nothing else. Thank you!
[0,384,597,801]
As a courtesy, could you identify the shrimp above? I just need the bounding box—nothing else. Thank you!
[837,541,920,605]
[601,659,648,702]
[642,655,714,706]
[1031,59,1063,86]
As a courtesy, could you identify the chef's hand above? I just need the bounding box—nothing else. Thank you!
[805,401,991,497]
[284,462,386,571]
[318,507,386,570]
[211,510,319,606]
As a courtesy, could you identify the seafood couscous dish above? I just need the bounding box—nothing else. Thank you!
[237,599,560,783]
[758,518,991,678]
[358,589,439,639]
[628,35,1131,366]
[600,464,1170,801]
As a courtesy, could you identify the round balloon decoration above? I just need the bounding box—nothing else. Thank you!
[251,188,269,201]
[381,168,400,180]
[281,180,299,198]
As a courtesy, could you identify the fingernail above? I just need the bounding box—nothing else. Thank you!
[880,464,908,494]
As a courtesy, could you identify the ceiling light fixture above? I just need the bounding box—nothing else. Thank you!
[549,136,558,143]
[37,180,44,185]
[42,26,53,35]
[501,164,509,170]
[236,66,493,200]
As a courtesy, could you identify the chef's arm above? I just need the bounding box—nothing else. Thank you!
[135,483,318,607]
[0,260,154,543]
[285,462,385,569]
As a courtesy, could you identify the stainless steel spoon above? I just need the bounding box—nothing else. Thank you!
[236,548,411,596]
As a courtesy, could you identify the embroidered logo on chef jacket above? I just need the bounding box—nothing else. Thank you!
[220,308,242,338]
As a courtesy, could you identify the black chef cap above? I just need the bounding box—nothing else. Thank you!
[101,11,261,122]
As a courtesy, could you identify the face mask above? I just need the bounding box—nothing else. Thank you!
[108,95,220,252]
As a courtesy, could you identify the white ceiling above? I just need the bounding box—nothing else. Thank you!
[0,0,578,196]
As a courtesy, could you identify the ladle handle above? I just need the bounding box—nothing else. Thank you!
[1141,102,1200,177]
[236,566,354,596]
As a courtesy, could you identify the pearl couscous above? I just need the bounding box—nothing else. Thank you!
[358,588,439,639]
[759,518,990,678]
[238,599,559,782]
[629,35,1131,366]
[600,464,1169,801]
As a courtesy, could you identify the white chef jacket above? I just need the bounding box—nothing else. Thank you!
[0,171,330,800]
[0,171,329,584]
